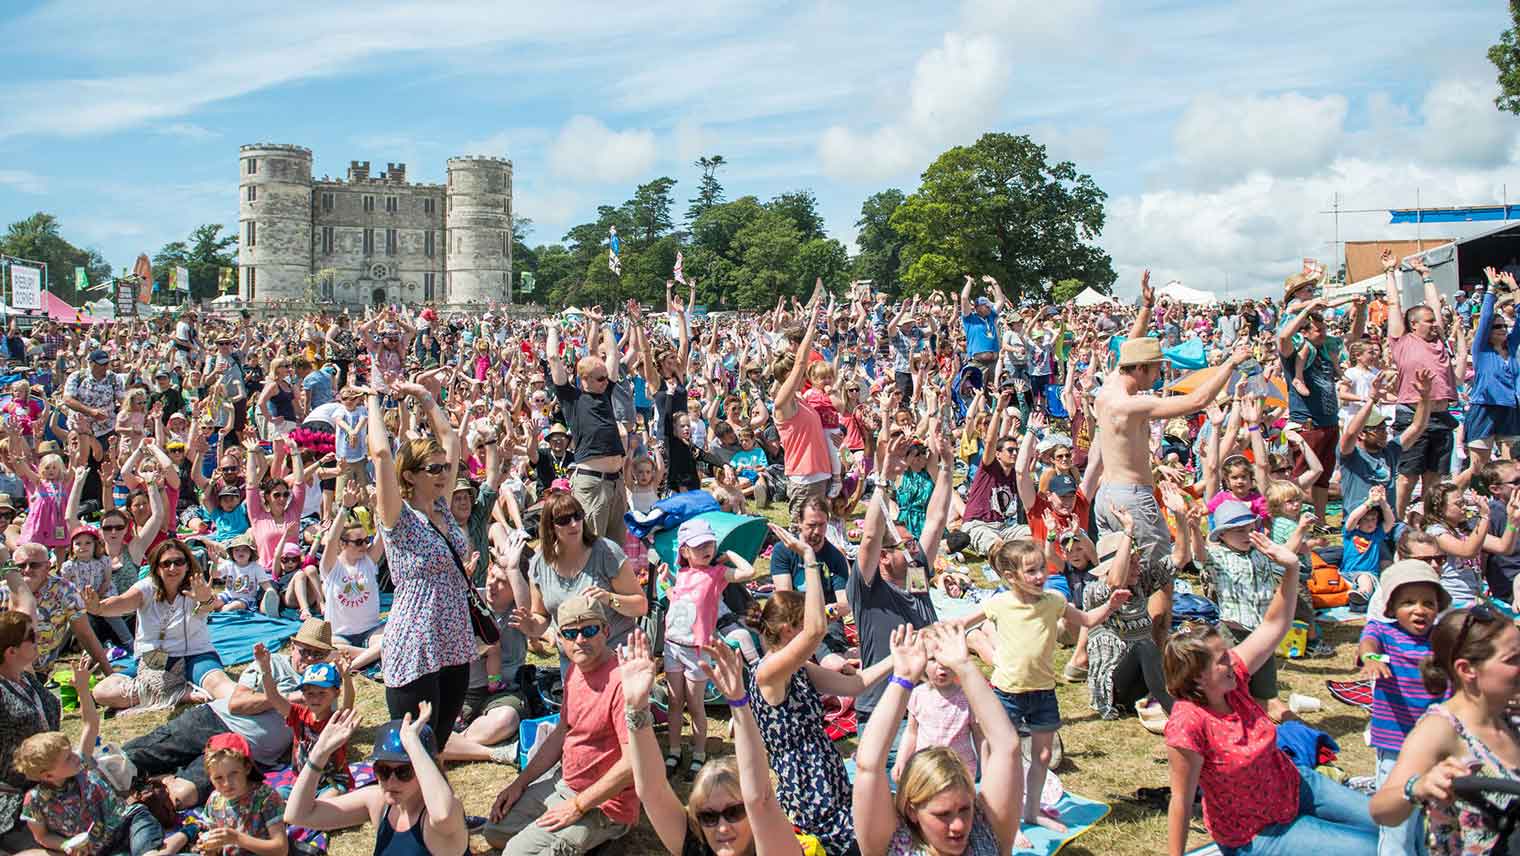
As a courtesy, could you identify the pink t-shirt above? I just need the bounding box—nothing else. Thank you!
[908,683,978,777]
[1163,651,1299,847]
[246,481,307,572]
[663,563,728,646]
[1205,489,1268,521]
[777,399,833,480]
[1389,333,1456,404]
[801,387,841,430]
[562,654,639,826]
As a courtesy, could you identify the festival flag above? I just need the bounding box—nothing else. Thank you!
[133,254,153,304]
[175,265,191,294]
[1054,320,1070,363]
[608,226,621,275]
[673,250,685,284]
[74,266,88,293]
[218,267,233,294]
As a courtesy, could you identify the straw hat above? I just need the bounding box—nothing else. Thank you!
[1118,337,1164,367]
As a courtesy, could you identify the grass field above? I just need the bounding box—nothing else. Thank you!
[67,504,1378,855]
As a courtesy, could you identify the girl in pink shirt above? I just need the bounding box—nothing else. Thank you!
[243,442,309,572]
[892,653,981,784]
[661,518,762,779]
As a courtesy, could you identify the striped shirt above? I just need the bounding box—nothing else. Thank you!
[1360,619,1442,752]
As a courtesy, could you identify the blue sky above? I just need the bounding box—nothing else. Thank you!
[1,0,1517,298]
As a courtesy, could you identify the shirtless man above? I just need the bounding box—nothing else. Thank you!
[1093,270,1250,569]
[547,307,629,542]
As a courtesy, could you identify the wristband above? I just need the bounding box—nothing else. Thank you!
[1247,425,1261,433]
[726,693,751,708]
[1363,653,1389,664]
[1403,773,1421,803]
[890,675,915,692]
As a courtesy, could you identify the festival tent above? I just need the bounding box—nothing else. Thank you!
[1073,287,1112,307]
[42,291,106,325]
[1157,281,1218,306]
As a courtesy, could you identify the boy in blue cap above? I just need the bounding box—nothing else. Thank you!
[254,642,355,793]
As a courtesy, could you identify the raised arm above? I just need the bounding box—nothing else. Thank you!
[1234,528,1305,674]
[1382,249,1406,340]
[366,389,401,528]
[1128,269,1154,341]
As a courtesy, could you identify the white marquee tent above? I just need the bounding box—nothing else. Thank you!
[1157,280,1218,306]
[1073,287,1112,307]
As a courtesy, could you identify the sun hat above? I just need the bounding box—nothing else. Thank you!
[677,518,718,550]
[218,485,242,499]
[369,718,436,763]
[545,423,570,439]
[292,618,334,652]
[1208,500,1258,542]
[1362,407,1389,429]
[1118,337,1164,367]
[452,477,476,494]
[1367,560,1451,624]
[226,533,256,554]
[298,662,341,689]
[556,594,605,628]
[280,542,303,558]
[1094,531,1131,576]
[1283,271,1319,302]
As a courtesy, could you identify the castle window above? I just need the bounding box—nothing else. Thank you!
[385,196,398,213]
[246,158,257,175]
[246,185,257,203]
[246,221,256,248]
[424,231,435,258]
[246,267,256,299]
[423,198,435,215]
[321,226,334,254]
[320,276,333,301]
[321,192,334,212]
[363,195,374,213]
[424,272,436,302]
[385,229,397,256]
[363,228,374,254]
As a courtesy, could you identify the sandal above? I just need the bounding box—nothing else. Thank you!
[688,752,706,780]
[665,751,680,777]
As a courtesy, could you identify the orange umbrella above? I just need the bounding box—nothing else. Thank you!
[1166,364,1288,410]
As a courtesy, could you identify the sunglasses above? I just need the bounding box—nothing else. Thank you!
[559,624,603,641]
[291,643,327,658]
[373,763,415,782]
[418,463,449,475]
[342,536,370,546]
[157,556,189,570]
[586,374,609,383]
[18,560,49,571]
[696,803,747,827]
[1452,603,1498,657]
[1407,554,1443,568]
[281,555,301,563]
[553,510,585,527]
[270,491,291,500]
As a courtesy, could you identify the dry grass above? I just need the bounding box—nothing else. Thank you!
[61,501,1377,855]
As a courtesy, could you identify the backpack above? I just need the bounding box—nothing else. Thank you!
[1305,553,1350,609]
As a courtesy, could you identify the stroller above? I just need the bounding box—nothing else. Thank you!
[1452,776,1520,855]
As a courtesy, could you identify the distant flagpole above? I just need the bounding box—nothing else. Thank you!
[607,226,622,276]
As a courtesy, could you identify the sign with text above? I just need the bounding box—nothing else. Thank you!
[115,279,138,317]
[9,264,41,311]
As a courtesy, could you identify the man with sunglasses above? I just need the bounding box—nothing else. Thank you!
[1337,379,1432,549]
[547,311,628,544]
[122,618,338,810]
[485,595,636,855]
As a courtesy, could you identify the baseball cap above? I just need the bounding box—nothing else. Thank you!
[206,732,252,761]
[299,662,341,689]
[1046,473,1078,496]
[975,296,994,309]
[369,719,436,763]
[678,519,718,550]
[89,349,110,364]
[556,594,605,628]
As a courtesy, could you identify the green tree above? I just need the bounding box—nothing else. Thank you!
[767,190,826,242]
[792,238,850,296]
[628,177,678,245]
[686,155,727,225]
[1051,278,1085,304]
[151,223,238,302]
[732,210,801,309]
[851,189,907,294]
[512,216,538,281]
[892,132,1114,301]
[689,196,765,264]
[1491,3,1520,113]
[0,212,112,304]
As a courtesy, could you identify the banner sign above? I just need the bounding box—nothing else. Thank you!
[115,279,138,317]
[133,255,153,304]
[9,264,41,311]
[75,266,88,292]
[218,267,233,294]
[174,265,191,293]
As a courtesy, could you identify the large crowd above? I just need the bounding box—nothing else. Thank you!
[0,258,1515,856]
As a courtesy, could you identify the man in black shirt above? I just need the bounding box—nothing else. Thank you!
[769,497,855,669]
[547,312,628,543]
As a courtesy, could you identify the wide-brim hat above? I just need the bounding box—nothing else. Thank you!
[1367,560,1451,624]
[1094,531,1131,576]
[1118,337,1165,367]
[1209,500,1258,542]
[292,618,334,651]
[1284,271,1320,302]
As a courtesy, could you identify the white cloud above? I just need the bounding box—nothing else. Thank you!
[513,184,584,239]
[1173,92,1348,183]
[153,122,219,141]
[673,120,717,163]
[1029,124,1112,166]
[546,116,658,184]
[0,170,46,193]
[1418,80,1516,168]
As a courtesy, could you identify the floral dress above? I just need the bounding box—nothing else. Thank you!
[0,672,59,836]
[747,660,854,856]
[379,499,476,688]
[1421,704,1519,856]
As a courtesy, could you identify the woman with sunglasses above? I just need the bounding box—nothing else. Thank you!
[514,490,645,668]
[366,381,475,745]
[0,580,60,854]
[285,703,469,856]
[620,628,802,856]
[84,539,235,710]
[1371,604,1520,855]
[242,438,308,571]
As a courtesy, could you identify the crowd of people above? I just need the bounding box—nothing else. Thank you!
[0,258,1514,856]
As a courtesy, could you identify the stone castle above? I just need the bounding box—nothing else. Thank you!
[237,144,513,308]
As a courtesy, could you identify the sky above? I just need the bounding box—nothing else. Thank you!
[1,0,1518,300]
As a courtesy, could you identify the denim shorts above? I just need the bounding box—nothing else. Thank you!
[994,687,1061,734]
[336,623,383,648]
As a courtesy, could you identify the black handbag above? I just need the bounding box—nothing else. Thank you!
[424,516,502,646]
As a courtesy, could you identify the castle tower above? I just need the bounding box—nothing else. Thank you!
[239,144,314,302]
[445,156,513,306]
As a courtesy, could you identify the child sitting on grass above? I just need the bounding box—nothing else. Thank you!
[17,660,164,856]
[963,538,1131,842]
[253,642,356,793]
[206,533,277,616]
[155,733,286,855]
[1339,484,1395,611]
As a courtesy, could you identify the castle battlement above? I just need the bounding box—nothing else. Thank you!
[239,143,313,156]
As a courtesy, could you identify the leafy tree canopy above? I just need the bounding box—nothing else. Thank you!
[0,212,113,304]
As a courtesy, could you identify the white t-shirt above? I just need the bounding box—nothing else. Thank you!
[1339,366,1393,425]
[215,559,270,602]
[131,579,215,657]
[323,554,381,637]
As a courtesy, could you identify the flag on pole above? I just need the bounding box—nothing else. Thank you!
[74,266,88,293]
[608,226,621,275]
[672,250,685,284]
[133,254,153,304]
[175,265,191,294]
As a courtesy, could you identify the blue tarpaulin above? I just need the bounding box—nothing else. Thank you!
[1389,206,1520,224]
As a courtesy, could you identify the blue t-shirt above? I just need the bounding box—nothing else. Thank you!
[208,504,251,541]
[1337,439,1401,529]
[729,447,768,482]
[962,310,1000,356]
[302,370,335,410]
[769,540,849,603]
[1340,525,1389,579]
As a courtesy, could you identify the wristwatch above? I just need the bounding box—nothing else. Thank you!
[1403,773,1421,803]
[625,707,653,731]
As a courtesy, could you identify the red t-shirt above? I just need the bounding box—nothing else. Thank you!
[1163,652,1299,847]
[562,655,638,825]
[286,703,353,791]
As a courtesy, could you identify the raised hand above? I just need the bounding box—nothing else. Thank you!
[618,629,659,705]
[1112,506,1136,534]
[698,637,746,702]
[1107,588,1134,608]
[82,587,102,614]
[1414,369,1434,397]
[767,522,808,556]
[252,642,270,669]
[1247,530,1297,568]
[189,573,214,604]
[888,623,929,683]
[1380,248,1397,273]
[1486,266,1501,286]
[1140,269,1154,306]
[401,701,433,743]
[310,708,361,763]
[923,621,970,673]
